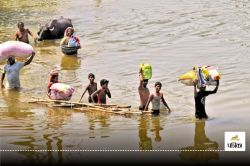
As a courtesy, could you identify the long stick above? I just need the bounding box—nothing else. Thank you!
[29,97,131,109]
[29,98,105,110]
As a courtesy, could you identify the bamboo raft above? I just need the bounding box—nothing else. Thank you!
[28,98,151,116]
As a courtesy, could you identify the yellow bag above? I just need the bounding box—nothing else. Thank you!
[179,66,221,86]
[140,63,152,80]
[192,66,209,80]
[179,70,196,86]
[201,66,209,80]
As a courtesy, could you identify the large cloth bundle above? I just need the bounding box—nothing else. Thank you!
[49,83,75,100]
[140,63,152,80]
[179,66,221,86]
[0,41,34,61]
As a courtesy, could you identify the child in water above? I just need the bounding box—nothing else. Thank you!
[79,73,98,103]
[60,27,81,47]
[144,82,171,115]
[91,79,111,104]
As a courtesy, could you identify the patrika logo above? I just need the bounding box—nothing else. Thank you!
[225,132,245,151]
[231,135,240,141]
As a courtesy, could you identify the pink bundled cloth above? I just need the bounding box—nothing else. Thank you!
[49,83,75,101]
[0,41,34,61]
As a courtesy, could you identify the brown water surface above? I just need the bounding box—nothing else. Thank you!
[1,0,250,164]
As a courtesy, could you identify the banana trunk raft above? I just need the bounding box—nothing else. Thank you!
[27,98,151,116]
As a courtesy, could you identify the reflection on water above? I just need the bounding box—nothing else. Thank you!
[60,55,81,70]
[179,121,219,162]
[46,107,72,129]
[95,0,102,8]
[151,116,163,142]
[17,108,72,164]
[86,112,111,138]
[138,116,152,150]
[46,137,63,165]
[0,89,29,114]
[44,108,72,164]
[138,115,163,150]
[1,0,250,164]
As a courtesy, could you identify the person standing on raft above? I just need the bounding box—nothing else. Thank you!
[1,52,35,90]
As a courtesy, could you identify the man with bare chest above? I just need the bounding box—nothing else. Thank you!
[14,22,36,44]
[138,73,150,111]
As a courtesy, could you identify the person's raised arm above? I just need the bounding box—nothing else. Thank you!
[139,72,144,88]
[60,37,67,46]
[106,88,111,98]
[209,80,219,94]
[144,94,153,111]
[24,51,35,66]
[161,94,171,112]
[194,82,197,98]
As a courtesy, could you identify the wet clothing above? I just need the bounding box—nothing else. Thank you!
[151,110,160,116]
[194,90,217,119]
[68,36,80,47]
[151,94,162,110]
[3,62,24,89]
[60,36,80,47]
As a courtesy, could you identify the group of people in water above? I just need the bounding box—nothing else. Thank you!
[0,22,220,119]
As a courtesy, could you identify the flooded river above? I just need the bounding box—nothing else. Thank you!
[1,0,250,165]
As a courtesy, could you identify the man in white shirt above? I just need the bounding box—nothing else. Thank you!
[1,52,35,89]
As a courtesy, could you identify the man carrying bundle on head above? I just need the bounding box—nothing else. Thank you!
[193,68,220,119]
[1,52,35,90]
[138,63,152,111]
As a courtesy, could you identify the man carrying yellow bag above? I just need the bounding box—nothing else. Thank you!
[138,63,152,111]
[194,67,220,119]
[179,66,221,119]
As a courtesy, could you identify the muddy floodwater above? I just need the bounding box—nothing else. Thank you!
[0,0,250,165]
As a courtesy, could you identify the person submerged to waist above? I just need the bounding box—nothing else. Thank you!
[151,94,161,110]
